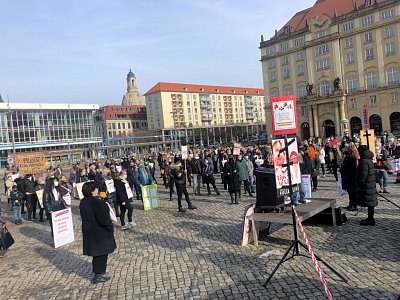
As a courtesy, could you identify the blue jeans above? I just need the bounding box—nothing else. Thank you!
[13,205,21,221]
[376,170,388,188]
[248,175,254,191]
[293,180,306,204]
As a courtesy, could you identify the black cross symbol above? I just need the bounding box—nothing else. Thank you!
[279,137,295,168]
[363,129,372,149]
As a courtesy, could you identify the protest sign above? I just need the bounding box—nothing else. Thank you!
[360,129,376,163]
[141,184,159,211]
[301,175,312,199]
[125,182,134,199]
[13,154,48,176]
[181,146,189,160]
[105,179,115,194]
[52,208,74,248]
[36,189,44,208]
[75,182,85,200]
[233,143,241,156]
[270,95,298,136]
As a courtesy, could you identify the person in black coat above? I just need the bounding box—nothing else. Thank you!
[114,169,135,230]
[20,174,36,221]
[223,156,241,204]
[79,181,116,284]
[356,145,378,226]
[171,157,196,213]
[339,148,358,211]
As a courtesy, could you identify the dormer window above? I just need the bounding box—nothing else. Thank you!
[365,0,373,6]
[284,26,290,34]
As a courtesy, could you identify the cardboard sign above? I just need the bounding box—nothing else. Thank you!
[36,189,44,208]
[301,175,312,199]
[272,138,301,190]
[125,182,134,199]
[233,143,241,156]
[141,184,159,211]
[362,104,369,129]
[271,95,298,136]
[360,129,376,163]
[75,182,85,200]
[181,146,189,160]
[14,154,48,176]
[105,179,115,194]
[52,208,75,248]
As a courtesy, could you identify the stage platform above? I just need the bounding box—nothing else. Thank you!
[248,198,337,247]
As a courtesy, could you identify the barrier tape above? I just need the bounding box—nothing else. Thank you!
[292,204,334,300]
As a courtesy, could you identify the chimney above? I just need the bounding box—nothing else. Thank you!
[275,30,278,37]
[261,34,264,42]
[334,8,337,18]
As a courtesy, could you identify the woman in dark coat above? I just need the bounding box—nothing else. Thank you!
[356,145,378,225]
[340,148,358,211]
[223,156,241,204]
[79,181,116,284]
[171,158,196,213]
[43,177,67,237]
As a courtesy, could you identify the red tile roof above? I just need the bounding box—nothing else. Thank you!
[144,82,264,96]
[98,105,146,121]
[275,0,386,38]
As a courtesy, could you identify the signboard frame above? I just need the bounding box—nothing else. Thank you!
[270,95,298,136]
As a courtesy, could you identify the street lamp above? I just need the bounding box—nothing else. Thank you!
[169,111,176,150]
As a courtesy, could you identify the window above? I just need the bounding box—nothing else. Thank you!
[347,74,359,93]
[381,9,394,20]
[267,47,276,55]
[384,26,394,38]
[315,29,328,39]
[386,42,395,55]
[343,22,354,32]
[280,42,289,51]
[364,32,373,43]
[346,52,355,64]
[350,99,357,110]
[387,66,399,86]
[294,38,304,47]
[193,95,196,100]
[369,95,377,106]
[345,38,353,48]
[283,87,293,96]
[319,80,330,96]
[365,48,374,60]
[281,56,289,65]
[268,59,276,69]
[365,0,373,6]
[315,44,330,55]
[316,58,330,71]
[283,69,290,79]
[361,15,374,27]
[298,85,307,99]
[296,51,304,61]
[297,64,304,76]
[301,106,308,116]
[186,94,190,100]
[366,71,377,89]
[270,71,277,82]
[390,92,398,104]
[271,89,279,97]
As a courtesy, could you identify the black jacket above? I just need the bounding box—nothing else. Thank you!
[356,147,377,207]
[114,178,132,205]
[171,164,186,186]
[223,161,240,193]
[43,188,67,214]
[79,196,116,257]
[340,154,357,191]
[21,177,35,194]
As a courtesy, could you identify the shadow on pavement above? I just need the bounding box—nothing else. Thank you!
[136,232,199,250]
[19,226,53,247]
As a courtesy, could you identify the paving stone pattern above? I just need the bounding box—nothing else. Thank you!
[0,172,399,300]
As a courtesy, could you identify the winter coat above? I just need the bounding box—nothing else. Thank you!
[202,158,215,184]
[245,159,254,177]
[20,177,35,194]
[43,188,67,214]
[171,163,186,186]
[79,196,116,257]
[223,161,240,193]
[356,147,378,207]
[236,159,249,181]
[310,157,321,178]
[190,159,203,175]
[300,152,312,175]
[114,178,132,206]
[340,154,357,191]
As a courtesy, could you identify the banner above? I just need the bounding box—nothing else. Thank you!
[272,138,301,190]
[14,154,48,176]
[52,208,74,248]
[271,95,298,136]
[362,104,369,129]
[105,179,115,194]
[301,175,312,199]
[36,189,44,208]
[141,184,159,211]
[181,146,189,160]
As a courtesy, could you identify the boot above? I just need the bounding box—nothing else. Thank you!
[188,204,197,210]
[230,193,235,204]
[178,207,185,213]
[214,187,220,196]
[379,188,384,193]
[360,218,375,226]
[235,193,239,204]
[92,274,111,284]
[383,188,390,194]
[207,187,211,196]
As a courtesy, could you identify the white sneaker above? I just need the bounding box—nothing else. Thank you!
[323,175,326,178]
[128,221,137,227]
[121,225,130,230]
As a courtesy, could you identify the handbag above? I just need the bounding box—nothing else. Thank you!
[0,226,15,250]
[105,202,117,222]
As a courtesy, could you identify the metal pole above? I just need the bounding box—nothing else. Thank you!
[7,96,17,168]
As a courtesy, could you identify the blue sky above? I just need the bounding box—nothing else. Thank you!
[0,0,315,105]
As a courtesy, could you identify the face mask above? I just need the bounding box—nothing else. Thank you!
[238,156,242,160]
[54,181,59,187]
[121,175,127,180]
[244,156,249,160]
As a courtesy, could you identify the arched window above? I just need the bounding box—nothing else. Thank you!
[347,74,359,93]
[298,85,307,99]
[319,80,330,96]
[270,89,279,97]
[366,70,377,89]
[283,86,293,96]
[387,66,399,86]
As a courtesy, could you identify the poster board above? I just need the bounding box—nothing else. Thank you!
[36,189,44,208]
[141,184,159,211]
[233,143,241,156]
[270,95,298,136]
[301,175,312,199]
[105,179,115,194]
[360,129,376,163]
[52,208,75,248]
[13,154,48,176]
[75,182,86,200]
[181,146,189,160]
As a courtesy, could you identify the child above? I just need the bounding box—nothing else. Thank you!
[10,186,23,225]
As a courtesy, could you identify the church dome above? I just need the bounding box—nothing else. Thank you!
[127,68,135,78]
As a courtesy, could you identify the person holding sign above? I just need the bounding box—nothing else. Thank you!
[43,178,68,237]
[34,177,46,222]
[79,181,116,284]
[114,170,136,230]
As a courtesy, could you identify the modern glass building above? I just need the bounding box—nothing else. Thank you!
[0,103,102,167]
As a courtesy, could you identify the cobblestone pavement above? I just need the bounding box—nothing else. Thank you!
[0,172,399,300]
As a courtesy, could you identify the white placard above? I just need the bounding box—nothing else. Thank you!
[125,182,134,199]
[116,166,122,173]
[181,146,188,160]
[52,208,75,248]
[75,182,85,200]
[301,174,312,199]
[11,174,19,181]
[36,189,44,208]
[151,198,159,208]
[105,179,115,194]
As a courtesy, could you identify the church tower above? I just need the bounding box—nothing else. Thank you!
[122,69,145,106]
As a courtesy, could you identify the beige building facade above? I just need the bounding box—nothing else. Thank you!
[122,69,145,106]
[260,0,400,139]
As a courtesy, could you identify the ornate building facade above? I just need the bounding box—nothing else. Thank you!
[260,0,400,139]
[121,69,145,106]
